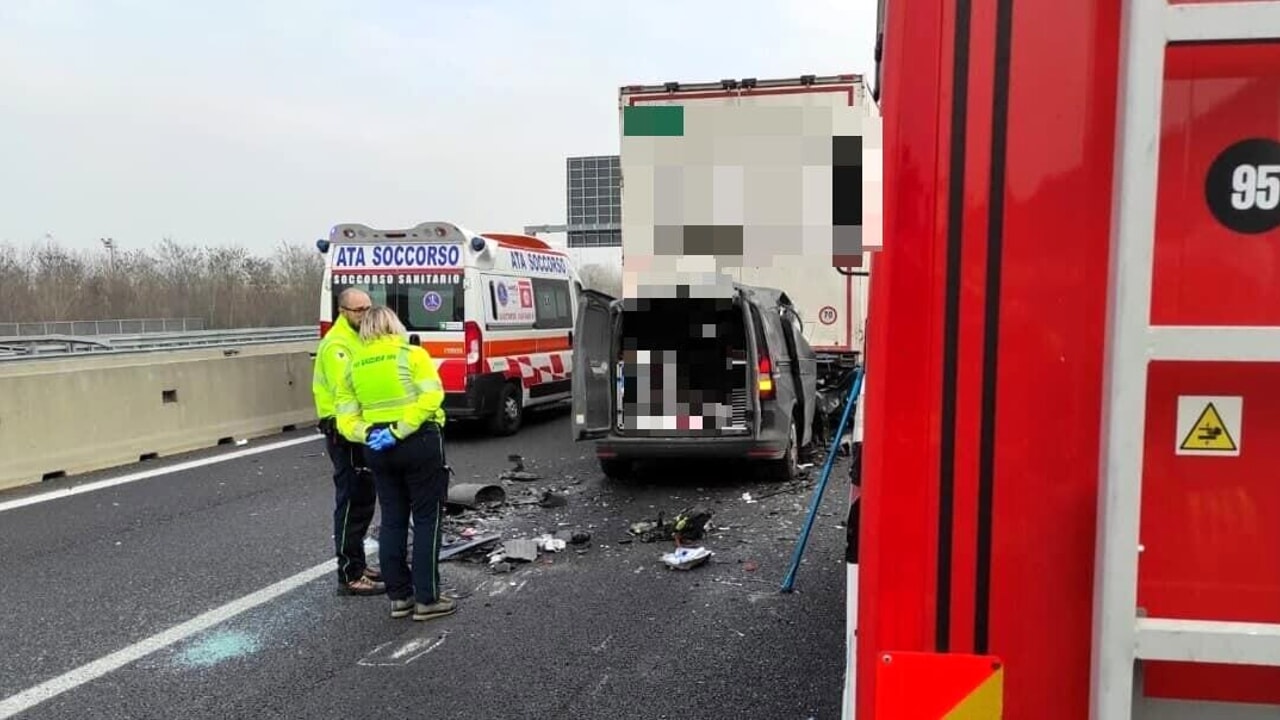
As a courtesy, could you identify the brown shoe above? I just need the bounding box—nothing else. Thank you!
[362,567,382,582]
[338,575,386,596]
[412,596,457,621]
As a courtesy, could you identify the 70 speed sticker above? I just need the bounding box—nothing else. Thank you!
[818,306,838,325]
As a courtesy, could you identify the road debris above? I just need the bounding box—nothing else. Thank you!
[538,491,568,508]
[536,535,567,553]
[500,454,540,481]
[628,507,714,545]
[440,533,502,561]
[661,546,713,570]
[742,492,758,504]
[446,483,506,510]
[499,538,540,563]
[554,529,591,545]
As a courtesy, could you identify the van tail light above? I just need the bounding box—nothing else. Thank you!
[320,320,333,338]
[464,321,484,375]
[757,354,775,400]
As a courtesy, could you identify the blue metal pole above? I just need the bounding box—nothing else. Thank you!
[780,363,865,593]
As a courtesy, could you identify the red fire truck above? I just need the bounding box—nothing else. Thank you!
[850,0,1280,717]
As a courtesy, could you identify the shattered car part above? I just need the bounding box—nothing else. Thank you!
[501,539,540,563]
[446,483,507,509]
[439,533,502,561]
[661,546,713,570]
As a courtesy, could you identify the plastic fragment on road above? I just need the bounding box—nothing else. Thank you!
[661,546,712,570]
[502,538,539,562]
[439,533,501,561]
[535,534,567,553]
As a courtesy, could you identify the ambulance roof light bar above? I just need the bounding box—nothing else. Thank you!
[1091,1,1280,718]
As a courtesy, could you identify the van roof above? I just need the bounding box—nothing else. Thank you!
[329,223,565,256]
[736,283,793,308]
[479,232,562,254]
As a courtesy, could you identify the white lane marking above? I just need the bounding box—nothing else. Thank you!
[0,435,322,514]
[589,673,611,697]
[357,632,449,667]
[0,560,331,719]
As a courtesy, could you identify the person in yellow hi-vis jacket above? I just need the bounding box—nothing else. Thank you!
[335,306,455,622]
[312,288,384,597]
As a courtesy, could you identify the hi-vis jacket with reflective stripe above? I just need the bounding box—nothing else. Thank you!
[312,314,362,420]
[335,335,446,443]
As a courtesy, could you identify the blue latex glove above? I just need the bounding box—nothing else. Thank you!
[367,428,397,451]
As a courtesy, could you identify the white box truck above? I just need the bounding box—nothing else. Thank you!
[616,73,880,384]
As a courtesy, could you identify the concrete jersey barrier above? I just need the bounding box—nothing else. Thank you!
[0,340,318,491]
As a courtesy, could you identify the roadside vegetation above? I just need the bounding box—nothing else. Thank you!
[1,238,623,329]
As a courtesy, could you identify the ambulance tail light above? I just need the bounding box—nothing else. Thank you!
[320,320,332,338]
[757,355,775,401]
[464,321,483,375]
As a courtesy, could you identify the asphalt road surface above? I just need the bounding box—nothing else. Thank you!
[0,406,853,720]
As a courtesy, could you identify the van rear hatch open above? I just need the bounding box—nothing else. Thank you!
[617,296,753,437]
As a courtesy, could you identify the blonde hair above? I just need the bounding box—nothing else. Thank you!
[359,306,407,342]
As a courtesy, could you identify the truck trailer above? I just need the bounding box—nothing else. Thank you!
[616,73,880,389]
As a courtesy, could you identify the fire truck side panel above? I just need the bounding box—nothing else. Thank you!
[985,3,1121,719]
[855,0,952,716]
[1138,42,1280,706]
[860,0,1122,717]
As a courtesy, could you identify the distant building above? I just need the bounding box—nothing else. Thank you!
[566,155,620,248]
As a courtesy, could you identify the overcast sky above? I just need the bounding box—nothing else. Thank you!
[0,0,876,254]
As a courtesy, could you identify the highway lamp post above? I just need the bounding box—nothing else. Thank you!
[100,237,116,274]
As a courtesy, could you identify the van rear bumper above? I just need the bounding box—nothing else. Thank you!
[594,435,786,461]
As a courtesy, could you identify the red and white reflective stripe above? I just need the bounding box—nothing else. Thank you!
[483,351,573,388]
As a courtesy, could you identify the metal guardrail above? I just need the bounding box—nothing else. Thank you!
[0,318,206,337]
[0,326,318,361]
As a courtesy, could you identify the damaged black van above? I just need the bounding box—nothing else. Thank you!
[571,283,818,481]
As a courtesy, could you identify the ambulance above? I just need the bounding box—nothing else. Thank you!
[316,221,582,436]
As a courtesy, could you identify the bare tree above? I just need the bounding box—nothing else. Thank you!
[0,237,326,329]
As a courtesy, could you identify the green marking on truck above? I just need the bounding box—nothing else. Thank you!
[623,106,684,136]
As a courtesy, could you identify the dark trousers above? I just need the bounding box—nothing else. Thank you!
[366,426,448,604]
[324,425,377,584]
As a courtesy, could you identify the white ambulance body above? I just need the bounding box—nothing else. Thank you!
[317,221,581,435]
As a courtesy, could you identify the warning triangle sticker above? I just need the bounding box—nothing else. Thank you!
[1179,402,1237,452]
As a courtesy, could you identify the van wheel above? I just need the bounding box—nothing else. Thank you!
[768,420,800,482]
[599,457,632,480]
[488,382,523,436]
